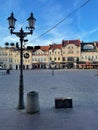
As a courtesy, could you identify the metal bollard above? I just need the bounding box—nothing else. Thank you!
[26,91,40,114]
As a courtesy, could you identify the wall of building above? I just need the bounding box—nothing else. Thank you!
[0,40,98,70]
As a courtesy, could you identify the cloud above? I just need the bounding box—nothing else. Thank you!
[28,25,76,46]
[79,27,98,40]
[2,26,97,47]
[73,0,83,30]
[0,0,96,47]
[0,36,18,46]
[0,0,79,47]
[33,2,73,45]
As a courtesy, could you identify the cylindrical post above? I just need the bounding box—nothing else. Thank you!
[17,28,25,109]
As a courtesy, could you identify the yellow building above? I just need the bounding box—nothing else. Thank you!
[1,39,98,70]
[32,40,81,69]
[0,47,32,70]
[0,47,13,69]
[32,46,49,69]
[12,49,32,69]
[49,44,62,69]
[62,40,81,68]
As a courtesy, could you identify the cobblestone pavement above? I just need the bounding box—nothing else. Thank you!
[0,69,98,130]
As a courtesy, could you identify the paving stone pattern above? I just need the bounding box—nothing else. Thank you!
[0,69,98,130]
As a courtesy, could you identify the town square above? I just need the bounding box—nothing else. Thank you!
[0,0,98,130]
[0,69,98,130]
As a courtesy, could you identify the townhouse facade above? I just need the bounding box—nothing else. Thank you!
[12,49,32,70]
[31,40,81,69]
[0,39,98,70]
[0,47,32,69]
[48,44,62,69]
[0,47,13,69]
[77,42,98,69]
[32,46,49,69]
[61,40,81,68]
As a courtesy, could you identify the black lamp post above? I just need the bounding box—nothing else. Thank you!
[7,12,36,109]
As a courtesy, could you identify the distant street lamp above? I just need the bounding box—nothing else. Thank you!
[7,12,36,109]
[51,61,55,76]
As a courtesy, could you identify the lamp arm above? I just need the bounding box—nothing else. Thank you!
[10,29,32,38]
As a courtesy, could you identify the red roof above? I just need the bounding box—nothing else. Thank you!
[49,44,62,50]
[95,42,98,47]
[62,39,81,47]
[40,46,50,52]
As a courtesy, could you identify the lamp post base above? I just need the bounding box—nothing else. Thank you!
[17,95,25,109]
[17,103,25,109]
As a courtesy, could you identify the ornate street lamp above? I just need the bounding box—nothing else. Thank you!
[7,12,36,109]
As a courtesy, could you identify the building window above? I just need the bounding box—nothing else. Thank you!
[54,57,56,61]
[96,56,97,59]
[82,56,84,59]
[58,57,60,60]
[85,56,86,59]
[68,50,73,54]
[63,57,65,61]
[68,57,74,61]
[58,51,61,54]
[50,57,52,61]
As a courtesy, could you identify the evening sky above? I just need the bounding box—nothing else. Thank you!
[0,0,97,46]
